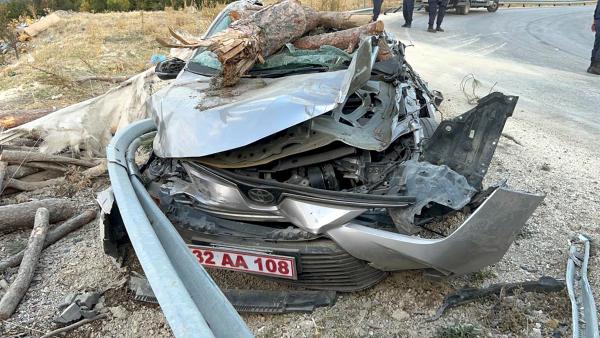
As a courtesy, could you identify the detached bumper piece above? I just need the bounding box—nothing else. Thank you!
[327,187,544,275]
[130,276,337,314]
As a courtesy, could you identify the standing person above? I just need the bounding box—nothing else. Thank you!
[372,0,384,22]
[402,0,415,27]
[427,0,449,33]
[588,0,600,74]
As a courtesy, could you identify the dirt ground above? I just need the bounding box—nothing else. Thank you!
[1,8,599,338]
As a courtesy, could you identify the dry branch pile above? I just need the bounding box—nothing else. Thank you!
[0,146,107,195]
[0,142,103,322]
[0,135,107,327]
[159,0,389,87]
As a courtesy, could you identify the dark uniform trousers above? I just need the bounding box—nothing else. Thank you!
[594,2,600,61]
[428,0,449,28]
[593,20,600,62]
[373,0,384,21]
[403,0,415,25]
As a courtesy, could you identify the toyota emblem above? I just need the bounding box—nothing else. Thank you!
[247,188,275,204]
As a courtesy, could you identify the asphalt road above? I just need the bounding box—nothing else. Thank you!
[383,7,600,139]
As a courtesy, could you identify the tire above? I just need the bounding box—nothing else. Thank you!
[424,5,429,12]
[456,2,470,14]
[487,0,499,12]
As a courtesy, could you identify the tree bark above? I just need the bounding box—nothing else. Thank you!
[316,12,372,30]
[193,0,320,87]
[0,150,98,168]
[293,20,385,52]
[0,209,97,272]
[228,3,263,22]
[0,208,49,320]
[0,199,76,234]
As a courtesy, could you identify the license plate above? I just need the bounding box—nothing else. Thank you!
[189,245,297,279]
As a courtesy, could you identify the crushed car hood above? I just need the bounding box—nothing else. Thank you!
[151,39,375,158]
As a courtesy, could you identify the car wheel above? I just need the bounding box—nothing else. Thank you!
[487,0,499,12]
[456,1,470,14]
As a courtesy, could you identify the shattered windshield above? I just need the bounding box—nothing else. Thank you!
[187,43,353,77]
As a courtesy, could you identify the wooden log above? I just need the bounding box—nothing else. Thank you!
[0,210,97,272]
[16,169,62,182]
[0,145,39,152]
[0,208,49,320]
[316,11,372,30]
[5,165,39,180]
[0,161,6,192]
[0,109,56,130]
[75,75,131,84]
[21,13,61,39]
[19,161,69,172]
[5,138,40,148]
[0,150,98,168]
[5,177,64,192]
[193,0,320,87]
[293,20,385,52]
[0,199,76,234]
[5,160,107,192]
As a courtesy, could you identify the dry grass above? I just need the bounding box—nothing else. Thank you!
[0,7,222,112]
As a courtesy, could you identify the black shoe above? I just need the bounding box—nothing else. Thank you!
[427,27,436,33]
[402,22,411,28]
[436,27,444,32]
[588,61,600,75]
[588,66,600,75]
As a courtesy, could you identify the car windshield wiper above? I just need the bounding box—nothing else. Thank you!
[248,65,331,78]
[186,63,335,78]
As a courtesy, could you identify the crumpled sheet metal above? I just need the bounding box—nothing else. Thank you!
[327,187,544,274]
[389,160,477,234]
[151,38,375,158]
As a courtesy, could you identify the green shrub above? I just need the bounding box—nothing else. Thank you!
[107,0,130,11]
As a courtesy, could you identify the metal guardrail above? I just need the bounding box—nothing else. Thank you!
[107,119,253,338]
[502,0,595,5]
[567,235,600,338]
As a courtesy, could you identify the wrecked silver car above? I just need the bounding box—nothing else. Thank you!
[105,3,543,292]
